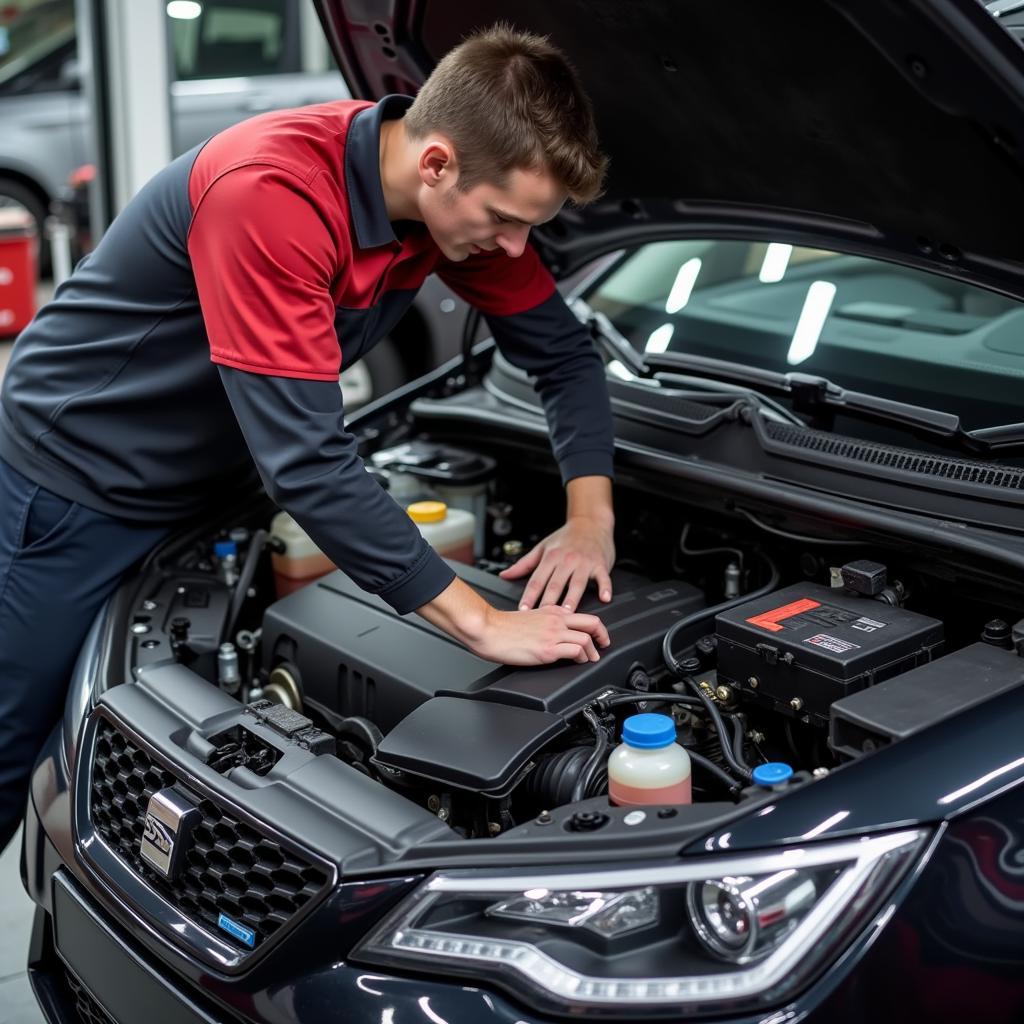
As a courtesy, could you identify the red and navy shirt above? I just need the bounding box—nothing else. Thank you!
[0,96,614,614]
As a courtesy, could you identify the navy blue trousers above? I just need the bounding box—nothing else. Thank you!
[0,457,170,852]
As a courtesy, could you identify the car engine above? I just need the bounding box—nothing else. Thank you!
[123,440,1024,839]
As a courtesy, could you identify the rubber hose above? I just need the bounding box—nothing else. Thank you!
[223,528,268,642]
[524,747,596,807]
[596,693,704,711]
[688,747,743,796]
[682,675,753,782]
[337,715,384,756]
[659,554,780,783]
[571,707,608,803]
[660,554,780,676]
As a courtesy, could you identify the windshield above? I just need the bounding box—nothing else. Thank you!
[585,240,1024,431]
[0,0,75,88]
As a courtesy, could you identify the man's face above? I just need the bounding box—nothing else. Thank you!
[417,149,568,262]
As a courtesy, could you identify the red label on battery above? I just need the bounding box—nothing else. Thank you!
[746,598,821,633]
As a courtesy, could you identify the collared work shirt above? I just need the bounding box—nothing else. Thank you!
[0,96,614,613]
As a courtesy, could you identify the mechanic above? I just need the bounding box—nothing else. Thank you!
[0,25,616,852]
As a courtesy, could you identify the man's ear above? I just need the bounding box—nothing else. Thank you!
[418,138,457,189]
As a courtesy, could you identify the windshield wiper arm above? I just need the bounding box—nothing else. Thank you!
[569,298,651,378]
[644,350,1024,456]
[573,315,1024,456]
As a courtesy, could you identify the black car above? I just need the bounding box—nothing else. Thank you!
[20,1,1024,1021]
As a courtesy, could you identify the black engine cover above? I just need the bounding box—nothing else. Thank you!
[261,563,704,734]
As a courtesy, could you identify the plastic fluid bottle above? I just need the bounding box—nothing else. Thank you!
[608,713,692,806]
[407,501,475,564]
[269,511,336,597]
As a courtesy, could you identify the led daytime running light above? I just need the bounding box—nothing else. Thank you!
[356,830,928,1011]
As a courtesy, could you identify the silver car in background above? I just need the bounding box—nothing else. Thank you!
[0,1,466,406]
[0,0,349,257]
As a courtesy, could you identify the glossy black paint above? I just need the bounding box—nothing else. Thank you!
[21,681,1024,1024]
[24,349,1018,1020]
[16,5,1024,1015]
[317,0,1024,296]
[687,679,1024,854]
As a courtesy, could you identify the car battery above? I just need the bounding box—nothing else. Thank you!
[715,582,943,723]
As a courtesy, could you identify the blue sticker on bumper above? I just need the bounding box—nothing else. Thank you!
[217,912,256,947]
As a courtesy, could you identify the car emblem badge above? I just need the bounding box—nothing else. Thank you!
[218,912,257,948]
[140,787,200,881]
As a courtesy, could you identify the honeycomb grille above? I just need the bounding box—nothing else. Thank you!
[89,718,330,951]
[65,970,115,1024]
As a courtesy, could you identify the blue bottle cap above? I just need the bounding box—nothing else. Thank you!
[213,540,237,558]
[621,713,676,749]
[752,762,794,786]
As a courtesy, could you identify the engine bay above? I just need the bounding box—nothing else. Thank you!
[121,438,1024,841]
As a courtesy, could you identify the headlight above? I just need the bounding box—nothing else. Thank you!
[352,829,930,1018]
[688,870,818,962]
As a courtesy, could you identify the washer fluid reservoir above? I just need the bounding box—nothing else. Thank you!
[407,501,475,564]
[608,713,692,806]
[269,511,336,597]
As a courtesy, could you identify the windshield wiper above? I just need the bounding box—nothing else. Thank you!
[573,302,816,427]
[645,350,1024,456]
[572,303,1024,456]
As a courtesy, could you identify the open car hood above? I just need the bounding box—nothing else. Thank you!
[313,0,1024,292]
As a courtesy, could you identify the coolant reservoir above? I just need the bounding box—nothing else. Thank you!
[269,511,336,597]
[407,500,475,564]
[608,713,692,807]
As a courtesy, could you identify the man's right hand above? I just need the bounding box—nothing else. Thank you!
[416,576,611,666]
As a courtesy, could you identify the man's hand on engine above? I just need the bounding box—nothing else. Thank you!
[499,515,615,612]
[417,576,611,665]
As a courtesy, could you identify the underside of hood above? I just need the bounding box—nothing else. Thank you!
[315,0,1024,293]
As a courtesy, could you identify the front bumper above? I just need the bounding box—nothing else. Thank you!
[22,727,532,1024]
[27,870,538,1024]
[30,872,225,1024]
[21,709,1024,1024]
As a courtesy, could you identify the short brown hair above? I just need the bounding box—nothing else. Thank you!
[403,24,607,205]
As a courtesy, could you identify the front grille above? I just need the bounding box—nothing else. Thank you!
[65,970,115,1024]
[89,718,330,951]
[765,422,1024,490]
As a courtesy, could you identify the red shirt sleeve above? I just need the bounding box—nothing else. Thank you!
[435,242,556,317]
[188,163,345,381]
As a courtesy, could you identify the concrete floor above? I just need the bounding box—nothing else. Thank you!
[0,830,44,1024]
[0,282,59,1024]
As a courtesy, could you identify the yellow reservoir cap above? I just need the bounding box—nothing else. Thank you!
[407,500,448,523]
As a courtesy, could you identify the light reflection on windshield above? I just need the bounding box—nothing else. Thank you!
[645,323,675,354]
[585,238,1024,430]
[759,243,793,283]
[666,258,702,313]
[787,281,837,365]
